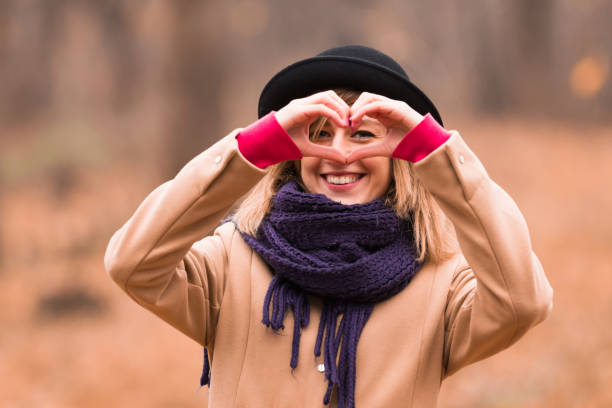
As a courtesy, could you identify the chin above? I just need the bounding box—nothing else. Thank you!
[325,193,367,205]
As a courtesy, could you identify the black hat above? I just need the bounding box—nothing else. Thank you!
[258,45,443,126]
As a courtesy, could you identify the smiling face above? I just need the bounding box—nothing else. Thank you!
[299,113,393,205]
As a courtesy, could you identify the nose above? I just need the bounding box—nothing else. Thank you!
[330,128,353,156]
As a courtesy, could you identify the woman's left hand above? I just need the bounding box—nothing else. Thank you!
[347,92,424,162]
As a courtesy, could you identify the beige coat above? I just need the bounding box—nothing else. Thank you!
[104,128,553,407]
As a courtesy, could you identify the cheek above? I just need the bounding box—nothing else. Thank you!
[363,158,393,188]
[299,158,321,189]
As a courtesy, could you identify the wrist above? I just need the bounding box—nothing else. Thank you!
[402,111,425,133]
[391,113,451,162]
[236,112,303,169]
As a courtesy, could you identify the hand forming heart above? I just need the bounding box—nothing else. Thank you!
[346,92,424,163]
[275,90,350,164]
[275,90,424,164]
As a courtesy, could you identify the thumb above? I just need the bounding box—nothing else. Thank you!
[346,144,389,163]
[302,142,347,164]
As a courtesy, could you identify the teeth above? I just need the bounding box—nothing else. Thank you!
[325,174,360,185]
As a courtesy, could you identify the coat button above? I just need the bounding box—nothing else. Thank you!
[214,155,222,164]
[317,364,325,373]
[458,155,465,164]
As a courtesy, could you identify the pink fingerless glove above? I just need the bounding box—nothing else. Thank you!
[391,113,452,163]
[236,112,302,169]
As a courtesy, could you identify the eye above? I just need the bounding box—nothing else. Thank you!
[352,130,375,139]
[310,129,332,141]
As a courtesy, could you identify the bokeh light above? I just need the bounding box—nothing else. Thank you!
[570,55,609,98]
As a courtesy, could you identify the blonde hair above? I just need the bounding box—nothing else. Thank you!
[233,89,457,264]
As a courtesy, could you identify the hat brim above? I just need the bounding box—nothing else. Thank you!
[258,55,443,126]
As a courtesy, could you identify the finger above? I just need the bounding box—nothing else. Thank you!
[348,92,378,118]
[322,90,351,113]
[303,91,350,125]
[349,92,389,121]
[296,104,346,129]
[351,101,401,128]
[346,144,389,163]
[303,142,347,164]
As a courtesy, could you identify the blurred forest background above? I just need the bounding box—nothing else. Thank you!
[1,0,611,407]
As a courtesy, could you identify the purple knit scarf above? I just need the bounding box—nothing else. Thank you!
[200,181,422,408]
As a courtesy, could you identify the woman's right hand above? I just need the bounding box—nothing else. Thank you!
[275,91,350,164]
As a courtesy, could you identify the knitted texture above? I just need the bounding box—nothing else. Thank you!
[198,181,422,407]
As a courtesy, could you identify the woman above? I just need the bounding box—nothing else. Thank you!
[104,45,553,408]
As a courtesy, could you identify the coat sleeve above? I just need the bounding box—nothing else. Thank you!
[410,130,554,378]
[103,129,267,347]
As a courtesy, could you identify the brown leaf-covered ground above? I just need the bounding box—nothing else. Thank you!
[1,117,610,407]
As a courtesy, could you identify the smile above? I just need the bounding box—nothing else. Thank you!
[321,173,365,186]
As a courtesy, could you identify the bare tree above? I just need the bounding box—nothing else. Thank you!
[514,0,555,115]
[164,2,229,176]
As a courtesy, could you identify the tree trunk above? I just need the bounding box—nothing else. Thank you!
[164,2,228,177]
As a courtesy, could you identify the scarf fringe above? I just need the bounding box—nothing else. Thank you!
[200,347,211,387]
[265,276,373,408]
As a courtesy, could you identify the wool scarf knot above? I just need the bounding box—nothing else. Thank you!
[200,181,422,408]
